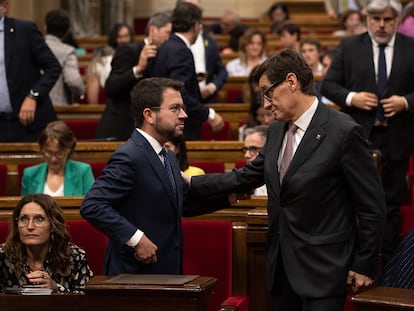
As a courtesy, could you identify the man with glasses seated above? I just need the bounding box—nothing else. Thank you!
[242,125,268,196]
[21,120,94,196]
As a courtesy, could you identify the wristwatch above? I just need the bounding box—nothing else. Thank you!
[28,89,39,101]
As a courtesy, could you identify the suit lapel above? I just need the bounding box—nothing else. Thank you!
[282,103,327,184]
[266,122,286,193]
[4,17,15,75]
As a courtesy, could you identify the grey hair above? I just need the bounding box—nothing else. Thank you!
[145,11,171,36]
[366,0,402,16]
[244,125,268,142]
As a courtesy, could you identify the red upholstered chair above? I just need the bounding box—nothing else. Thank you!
[0,221,10,243]
[64,120,99,141]
[234,160,247,169]
[226,89,244,103]
[0,164,8,196]
[66,220,108,275]
[200,120,231,141]
[89,161,107,179]
[182,220,248,311]
[189,161,225,174]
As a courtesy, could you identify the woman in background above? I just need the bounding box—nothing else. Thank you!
[226,28,267,77]
[86,23,134,104]
[21,121,94,196]
[0,194,93,293]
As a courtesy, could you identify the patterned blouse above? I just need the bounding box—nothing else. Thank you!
[0,243,93,293]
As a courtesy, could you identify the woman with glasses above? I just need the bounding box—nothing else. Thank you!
[21,121,94,196]
[0,194,93,293]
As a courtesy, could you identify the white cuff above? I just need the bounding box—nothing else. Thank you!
[208,108,216,120]
[126,229,144,247]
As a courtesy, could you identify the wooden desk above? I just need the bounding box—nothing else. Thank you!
[0,275,217,311]
[352,286,414,311]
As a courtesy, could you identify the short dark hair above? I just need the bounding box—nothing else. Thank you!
[268,2,290,20]
[277,21,301,41]
[131,78,184,128]
[262,49,315,95]
[172,2,202,33]
[38,120,76,158]
[45,9,70,39]
[300,37,322,53]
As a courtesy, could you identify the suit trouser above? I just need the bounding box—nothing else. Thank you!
[270,253,346,311]
[0,116,42,142]
[370,126,409,264]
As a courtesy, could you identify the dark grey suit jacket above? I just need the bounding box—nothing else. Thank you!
[191,103,386,297]
[321,32,414,160]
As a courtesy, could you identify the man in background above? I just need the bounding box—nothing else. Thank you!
[45,9,85,106]
[147,2,224,140]
[0,0,61,142]
[96,11,172,140]
[321,0,414,264]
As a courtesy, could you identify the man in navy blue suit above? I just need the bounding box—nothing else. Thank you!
[81,77,227,275]
[0,0,61,142]
[147,2,224,140]
[321,0,414,264]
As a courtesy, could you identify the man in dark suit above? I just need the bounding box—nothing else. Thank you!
[0,0,61,142]
[147,2,224,140]
[81,77,226,275]
[321,0,414,264]
[96,12,172,140]
[177,0,228,103]
[187,50,386,311]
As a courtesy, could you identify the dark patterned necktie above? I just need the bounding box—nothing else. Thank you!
[376,44,387,122]
[160,148,176,197]
[279,123,298,183]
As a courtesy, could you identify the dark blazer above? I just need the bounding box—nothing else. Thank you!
[80,130,224,275]
[190,103,385,298]
[147,34,209,140]
[4,17,60,130]
[321,32,414,160]
[202,32,228,103]
[96,41,146,140]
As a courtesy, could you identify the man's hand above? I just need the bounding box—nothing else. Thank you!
[200,84,216,99]
[19,97,37,126]
[381,95,407,117]
[134,43,157,76]
[208,113,224,132]
[351,92,379,111]
[347,270,374,293]
[134,234,158,264]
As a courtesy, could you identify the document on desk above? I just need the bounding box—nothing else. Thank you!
[101,274,199,285]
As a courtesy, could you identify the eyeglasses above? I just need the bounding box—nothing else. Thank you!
[41,150,67,159]
[151,104,186,116]
[242,146,262,155]
[16,215,48,227]
[262,78,285,103]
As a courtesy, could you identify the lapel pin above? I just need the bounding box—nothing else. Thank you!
[10,28,14,32]
[316,134,321,140]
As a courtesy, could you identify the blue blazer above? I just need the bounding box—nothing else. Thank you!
[4,17,60,131]
[21,160,95,196]
[80,130,225,275]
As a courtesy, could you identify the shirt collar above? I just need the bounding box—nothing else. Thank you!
[175,32,191,49]
[294,97,319,132]
[0,16,4,31]
[136,128,164,155]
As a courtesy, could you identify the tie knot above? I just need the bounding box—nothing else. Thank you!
[288,122,298,134]
[378,44,387,51]
[160,147,167,157]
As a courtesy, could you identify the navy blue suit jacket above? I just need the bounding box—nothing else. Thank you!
[4,17,60,131]
[81,130,226,275]
[191,103,385,297]
[147,34,209,140]
[321,32,414,159]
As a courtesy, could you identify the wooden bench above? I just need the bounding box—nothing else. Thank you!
[0,141,246,196]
